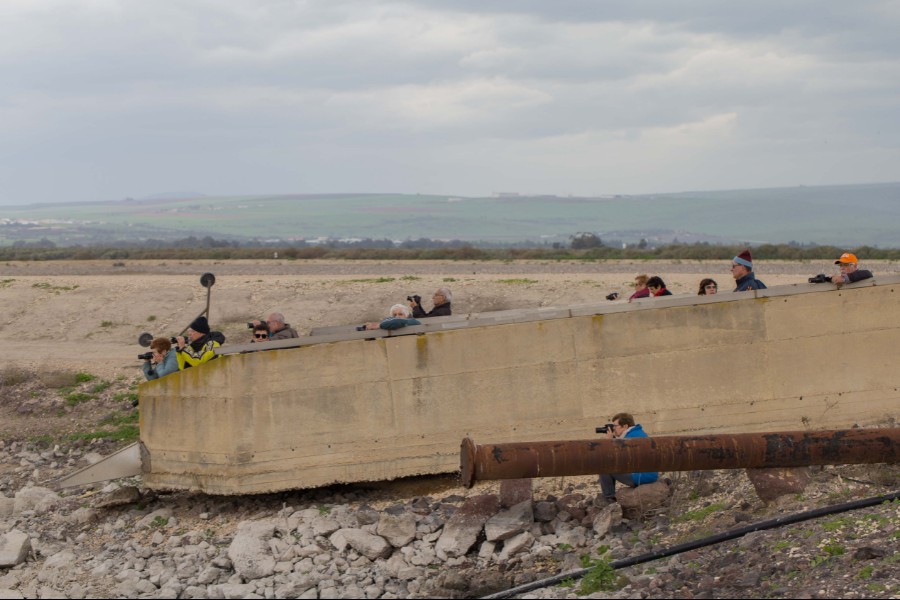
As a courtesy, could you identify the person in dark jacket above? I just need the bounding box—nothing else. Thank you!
[174,316,220,370]
[646,276,672,297]
[731,249,767,292]
[599,412,659,502]
[827,252,873,287]
[251,312,299,340]
[411,288,452,318]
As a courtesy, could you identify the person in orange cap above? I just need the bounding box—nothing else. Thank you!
[827,253,872,287]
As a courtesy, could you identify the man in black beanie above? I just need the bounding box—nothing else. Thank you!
[174,315,220,370]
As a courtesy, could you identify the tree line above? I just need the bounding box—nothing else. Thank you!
[1,239,899,262]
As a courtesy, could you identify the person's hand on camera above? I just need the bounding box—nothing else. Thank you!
[175,335,187,349]
[364,322,380,330]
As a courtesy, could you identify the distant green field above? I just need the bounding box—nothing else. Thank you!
[1,183,899,247]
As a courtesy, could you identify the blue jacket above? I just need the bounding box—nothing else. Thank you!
[623,424,659,485]
[142,350,179,381]
[734,272,767,292]
[379,317,422,330]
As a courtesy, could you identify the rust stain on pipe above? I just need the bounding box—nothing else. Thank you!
[459,428,899,488]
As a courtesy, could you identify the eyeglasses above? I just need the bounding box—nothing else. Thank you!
[254,333,268,339]
[705,284,717,290]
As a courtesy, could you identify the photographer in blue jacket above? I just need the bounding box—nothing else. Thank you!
[599,412,659,503]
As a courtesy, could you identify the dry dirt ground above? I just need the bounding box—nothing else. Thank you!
[2,258,900,443]
[0,260,898,599]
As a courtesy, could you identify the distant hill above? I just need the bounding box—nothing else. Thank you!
[1,183,898,247]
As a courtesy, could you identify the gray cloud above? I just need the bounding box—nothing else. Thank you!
[0,0,898,204]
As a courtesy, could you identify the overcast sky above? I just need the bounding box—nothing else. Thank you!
[1,0,898,205]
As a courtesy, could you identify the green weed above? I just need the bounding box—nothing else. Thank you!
[151,516,169,528]
[67,425,139,442]
[858,566,874,580]
[74,372,96,383]
[866,583,886,593]
[674,503,726,523]
[559,578,575,588]
[100,320,114,328]
[147,315,157,322]
[0,278,15,287]
[496,278,538,284]
[399,275,421,281]
[317,505,331,515]
[443,277,457,282]
[577,548,619,596]
[65,392,94,407]
[90,381,112,394]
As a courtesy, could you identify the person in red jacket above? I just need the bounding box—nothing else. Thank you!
[646,276,672,297]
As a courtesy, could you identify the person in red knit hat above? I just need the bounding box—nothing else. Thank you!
[731,249,767,292]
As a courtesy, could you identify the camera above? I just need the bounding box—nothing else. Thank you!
[170,336,178,344]
[356,325,367,331]
[406,295,422,305]
[808,274,831,284]
[605,292,619,301]
[247,322,256,329]
[595,423,616,434]
[138,352,153,361]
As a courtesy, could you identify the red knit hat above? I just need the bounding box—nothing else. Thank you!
[733,249,752,269]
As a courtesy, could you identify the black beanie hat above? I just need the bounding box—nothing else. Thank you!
[189,315,211,334]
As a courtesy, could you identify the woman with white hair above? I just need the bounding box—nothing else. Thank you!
[364,303,422,331]
[410,288,453,318]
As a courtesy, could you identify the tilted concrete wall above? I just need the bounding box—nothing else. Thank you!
[139,277,900,494]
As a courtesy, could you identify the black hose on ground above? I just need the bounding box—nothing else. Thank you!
[482,489,900,599]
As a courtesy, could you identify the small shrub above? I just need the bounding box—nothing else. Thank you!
[1,368,30,386]
[90,381,112,394]
[65,392,94,407]
[113,392,140,404]
[74,372,96,383]
[100,320,114,328]
[577,549,619,595]
[443,277,457,282]
[0,278,15,288]
[858,565,874,580]
[496,278,539,284]
[112,261,126,267]
[151,516,169,528]
[400,275,421,281]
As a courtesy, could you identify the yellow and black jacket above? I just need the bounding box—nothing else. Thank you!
[176,334,220,370]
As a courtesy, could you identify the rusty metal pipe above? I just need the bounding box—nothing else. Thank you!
[460,428,900,488]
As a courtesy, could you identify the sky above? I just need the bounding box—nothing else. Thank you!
[1,0,899,205]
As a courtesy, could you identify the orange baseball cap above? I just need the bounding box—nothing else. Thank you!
[834,252,858,265]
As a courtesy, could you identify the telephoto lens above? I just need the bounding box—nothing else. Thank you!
[138,352,153,360]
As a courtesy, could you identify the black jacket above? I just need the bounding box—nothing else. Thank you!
[412,302,452,319]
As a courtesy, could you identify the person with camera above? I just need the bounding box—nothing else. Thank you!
[174,316,220,370]
[250,312,299,341]
[731,249,767,292]
[827,252,873,287]
[598,412,659,503]
[410,288,452,319]
[140,337,179,381]
[362,304,422,331]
